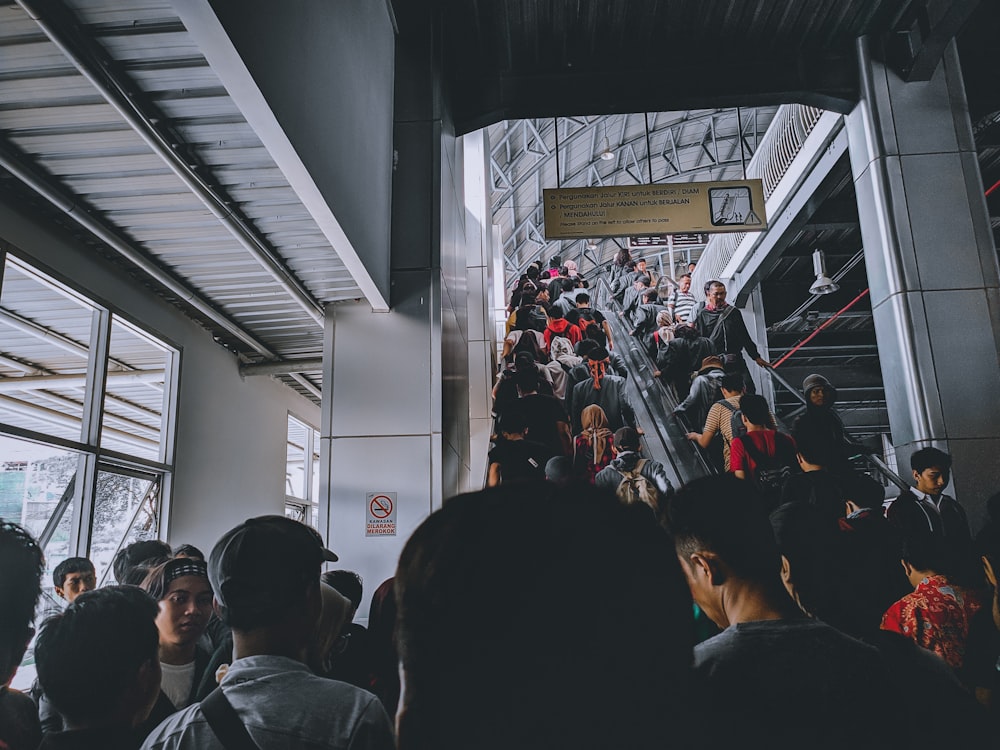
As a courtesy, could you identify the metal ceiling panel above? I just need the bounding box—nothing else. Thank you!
[490,108,779,276]
[0,0,398,402]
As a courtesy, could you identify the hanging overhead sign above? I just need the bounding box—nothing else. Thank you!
[543,179,767,239]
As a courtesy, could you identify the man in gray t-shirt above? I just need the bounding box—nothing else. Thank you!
[666,475,901,748]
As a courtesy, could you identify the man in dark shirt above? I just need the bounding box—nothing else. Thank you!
[665,475,900,748]
[691,280,770,394]
[514,367,572,458]
[487,402,554,486]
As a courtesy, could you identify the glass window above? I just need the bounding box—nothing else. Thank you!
[286,415,320,527]
[284,501,307,524]
[91,469,160,584]
[0,257,98,443]
[0,434,79,579]
[100,318,174,462]
[0,253,178,687]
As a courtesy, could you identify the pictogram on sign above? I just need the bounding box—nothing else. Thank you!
[366,492,397,537]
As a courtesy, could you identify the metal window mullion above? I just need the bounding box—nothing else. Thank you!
[72,308,111,557]
[0,247,6,298]
[304,428,318,526]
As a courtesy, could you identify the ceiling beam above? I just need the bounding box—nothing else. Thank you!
[886,0,984,81]
[450,55,858,135]
[0,138,285,361]
[17,0,326,326]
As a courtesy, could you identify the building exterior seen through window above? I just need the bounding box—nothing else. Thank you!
[285,414,320,528]
[0,251,178,689]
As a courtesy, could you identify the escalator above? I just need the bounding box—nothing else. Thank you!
[594,278,907,495]
[594,280,716,488]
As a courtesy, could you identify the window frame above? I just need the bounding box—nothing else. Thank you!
[0,245,181,562]
[285,411,320,527]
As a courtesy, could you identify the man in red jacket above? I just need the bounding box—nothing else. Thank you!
[543,308,582,352]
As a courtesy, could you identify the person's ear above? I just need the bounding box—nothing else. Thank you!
[780,554,793,586]
[55,586,66,601]
[983,556,998,589]
[213,596,224,619]
[845,500,861,515]
[690,552,725,586]
[901,559,914,578]
[796,452,806,468]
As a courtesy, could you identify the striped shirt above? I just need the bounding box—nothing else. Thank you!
[669,289,698,323]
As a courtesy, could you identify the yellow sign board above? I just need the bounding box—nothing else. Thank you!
[543,179,767,239]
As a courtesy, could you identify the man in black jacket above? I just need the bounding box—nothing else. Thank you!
[691,280,770,393]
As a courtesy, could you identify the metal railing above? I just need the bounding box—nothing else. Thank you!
[764,366,908,495]
[594,277,717,482]
[691,104,826,293]
[594,269,907,494]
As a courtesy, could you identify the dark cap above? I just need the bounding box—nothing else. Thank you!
[208,515,338,620]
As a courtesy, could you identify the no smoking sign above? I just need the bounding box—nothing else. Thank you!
[366,492,397,537]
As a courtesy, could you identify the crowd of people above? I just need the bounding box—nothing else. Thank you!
[1,251,998,747]
[482,250,1000,743]
[0,522,401,749]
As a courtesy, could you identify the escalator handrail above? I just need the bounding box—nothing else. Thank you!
[594,276,717,478]
[591,267,909,491]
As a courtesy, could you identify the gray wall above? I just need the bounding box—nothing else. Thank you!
[316,9,473,618]
[0,199,321,555]
[202,0,396,303]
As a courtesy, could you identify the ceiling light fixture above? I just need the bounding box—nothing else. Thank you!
[599,119,615,161]
[809,249,840,295]
[586,239,598,251]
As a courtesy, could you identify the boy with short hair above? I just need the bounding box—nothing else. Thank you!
[884,447,971,543]
[53,557,96,603]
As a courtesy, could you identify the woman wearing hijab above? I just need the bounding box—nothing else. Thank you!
[574,405,615,483]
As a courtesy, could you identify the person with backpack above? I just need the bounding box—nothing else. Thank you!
[684,372,751,472]
[673,356,727,435]
[690,280,770,394]
[505,287,549,335]
[568,348,638,435]
[565,293,613,349]
[595,427,674,518]
[543,308,582,353]
[487,404,553,487]
[729,394,798,510]
[653,323,714,400]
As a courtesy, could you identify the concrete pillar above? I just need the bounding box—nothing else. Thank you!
[317,7,471,615]
[463,130,498,490]
[846,38,1000,528]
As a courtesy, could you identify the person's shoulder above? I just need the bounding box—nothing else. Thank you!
[594,464,621,485]
[139,703,205,749]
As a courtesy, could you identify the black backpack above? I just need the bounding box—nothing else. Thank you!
[739,434,796,509]
[717,400,747,445]
[576,308,599,335]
